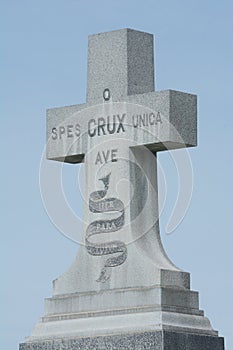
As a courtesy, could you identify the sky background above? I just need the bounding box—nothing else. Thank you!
[1,0,233,349]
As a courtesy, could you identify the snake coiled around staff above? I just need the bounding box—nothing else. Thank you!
[85,173,127,283]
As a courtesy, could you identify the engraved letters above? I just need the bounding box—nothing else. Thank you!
[88,114,126,137]
[132,112,162,128]
[51,111,162,141]
[51,124,81,140]
[95,149,118,165]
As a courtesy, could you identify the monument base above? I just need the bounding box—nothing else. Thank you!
[19,330,224,350]
[19,279,224,349]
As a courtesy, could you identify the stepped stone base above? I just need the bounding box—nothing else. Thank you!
[19,278,224,349]
[20,330,224,350]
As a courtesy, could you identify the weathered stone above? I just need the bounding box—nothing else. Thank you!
[20,331,224,350]
[20,29,224,349]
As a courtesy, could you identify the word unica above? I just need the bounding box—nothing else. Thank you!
[132,112,162,128]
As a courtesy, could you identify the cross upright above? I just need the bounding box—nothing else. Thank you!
[46,29,197,294]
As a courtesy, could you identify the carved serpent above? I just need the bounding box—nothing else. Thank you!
[85,173,127,283]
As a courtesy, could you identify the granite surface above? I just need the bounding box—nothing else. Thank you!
[20,331,224,350]
[86,29,155,104]
[20,29,224,350]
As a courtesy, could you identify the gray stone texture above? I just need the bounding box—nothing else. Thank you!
[46,30,197,163]
[20,331,224,350]
[86,29,155,104]
[46,90,197,163]
[20,29,224,349]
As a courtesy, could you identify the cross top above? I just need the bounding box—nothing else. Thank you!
[86,29,155,104]
[46,29,197,292]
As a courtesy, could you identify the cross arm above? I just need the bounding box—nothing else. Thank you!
[46,89,197,164]
[126,89,197,152]
[46,103,87,163]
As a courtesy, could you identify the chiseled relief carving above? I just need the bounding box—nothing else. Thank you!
[85,173,127,282]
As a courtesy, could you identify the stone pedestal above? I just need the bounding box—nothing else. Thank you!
[20,267,224,349]
[20,331,224,350]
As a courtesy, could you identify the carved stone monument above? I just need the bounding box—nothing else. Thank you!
[20,29,224,349]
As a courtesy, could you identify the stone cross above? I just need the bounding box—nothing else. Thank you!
[46,29,197,293]
[20,29,225,350]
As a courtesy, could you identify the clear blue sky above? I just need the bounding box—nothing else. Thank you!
[1,0,233,349]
